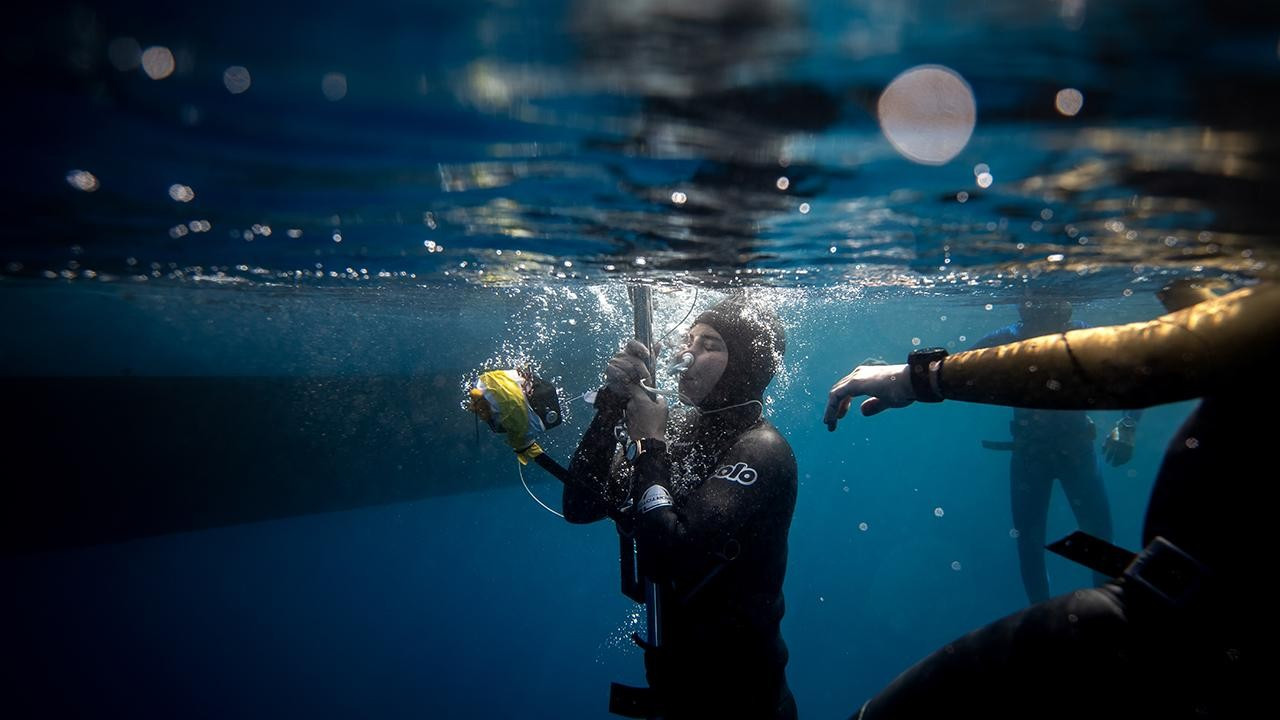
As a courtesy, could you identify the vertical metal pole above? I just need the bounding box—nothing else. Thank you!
[630,285,657,381]
[627,285,662,651]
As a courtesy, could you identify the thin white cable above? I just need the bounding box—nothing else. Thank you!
[655,287,699,345]
[698,399,764,417]
[517,459,565,518]
[638,379,763,418]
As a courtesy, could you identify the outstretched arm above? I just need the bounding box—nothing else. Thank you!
[825,284,1280,429]
[942,285,1279,408]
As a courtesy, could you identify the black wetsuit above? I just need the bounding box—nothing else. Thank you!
[972,321,1125,603]
[857,389,1266,719]
[564,388,798,719]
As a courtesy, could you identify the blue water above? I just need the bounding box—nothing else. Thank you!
[2,283,1198,718]
[3,0,1277,717]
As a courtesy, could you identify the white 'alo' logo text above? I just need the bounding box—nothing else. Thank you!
[714,462,758,486]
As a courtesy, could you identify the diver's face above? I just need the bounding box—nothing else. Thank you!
[1019,301,1071,334]
[677,323,728,406]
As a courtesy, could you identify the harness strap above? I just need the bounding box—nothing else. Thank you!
[1048,531,1214,611]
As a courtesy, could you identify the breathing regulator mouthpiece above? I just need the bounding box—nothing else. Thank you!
[666,351,694,375]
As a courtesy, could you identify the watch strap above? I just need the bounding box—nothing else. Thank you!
[908,348,948,403]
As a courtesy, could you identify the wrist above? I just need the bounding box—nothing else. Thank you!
[907,348,948,403]
[626,437,668,462]
[594,386,627,412]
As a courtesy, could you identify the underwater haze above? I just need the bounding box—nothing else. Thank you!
[3,1,1278,718]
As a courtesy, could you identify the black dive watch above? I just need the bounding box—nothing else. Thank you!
[907,347,948,403]
[625,437,667,462]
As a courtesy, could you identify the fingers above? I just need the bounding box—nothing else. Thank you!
[608,358,648,384]
[623,339,651,362]
[628,383,667,408]
[606,347,652,393]
[861,397,887,416]
[824,369,863,431]
[823,389,849,431]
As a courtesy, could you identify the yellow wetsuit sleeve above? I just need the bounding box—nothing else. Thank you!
[939,284,1280,410]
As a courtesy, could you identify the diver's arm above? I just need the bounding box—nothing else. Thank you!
[562,388,626,524]
[938,285,1280,409]
[563,341,656,523]
[825,285,1280,428]
[632,428,796,584]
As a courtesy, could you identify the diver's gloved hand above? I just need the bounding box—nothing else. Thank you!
[624,383,668,442]
[1103,418,1137,466]
[604,339,653,396]
[824,363,914,430]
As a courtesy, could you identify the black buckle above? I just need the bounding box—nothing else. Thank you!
[1123,536,1211,610]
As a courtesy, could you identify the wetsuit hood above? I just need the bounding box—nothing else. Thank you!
[692,294,785,410]
[1018,299,1073,334]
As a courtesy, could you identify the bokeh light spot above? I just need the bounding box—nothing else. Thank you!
[141,46,175,80]
[66,170,99,192]
[1055,88,1084,116]
[322,73,348,101]
[878,65,976,165]
[223,66,251,94]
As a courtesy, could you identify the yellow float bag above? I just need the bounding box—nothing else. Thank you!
[469,369,547,464]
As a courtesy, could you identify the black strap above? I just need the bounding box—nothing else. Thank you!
[1048,531,1214,612]
[1046,530,1136,578]
[532,452,573,484]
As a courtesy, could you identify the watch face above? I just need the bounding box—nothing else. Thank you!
[911,347,948,361]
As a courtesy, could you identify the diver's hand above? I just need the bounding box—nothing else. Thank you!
[624,383,668,441]
[604,340,653,395]
[1103,419,1136,466]
[824,363,914,430]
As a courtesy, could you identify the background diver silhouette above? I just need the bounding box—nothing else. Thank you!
[969,296,1141,604]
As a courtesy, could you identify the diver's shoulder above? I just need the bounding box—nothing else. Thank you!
[740,418,786,441]
[735,421,795,463]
